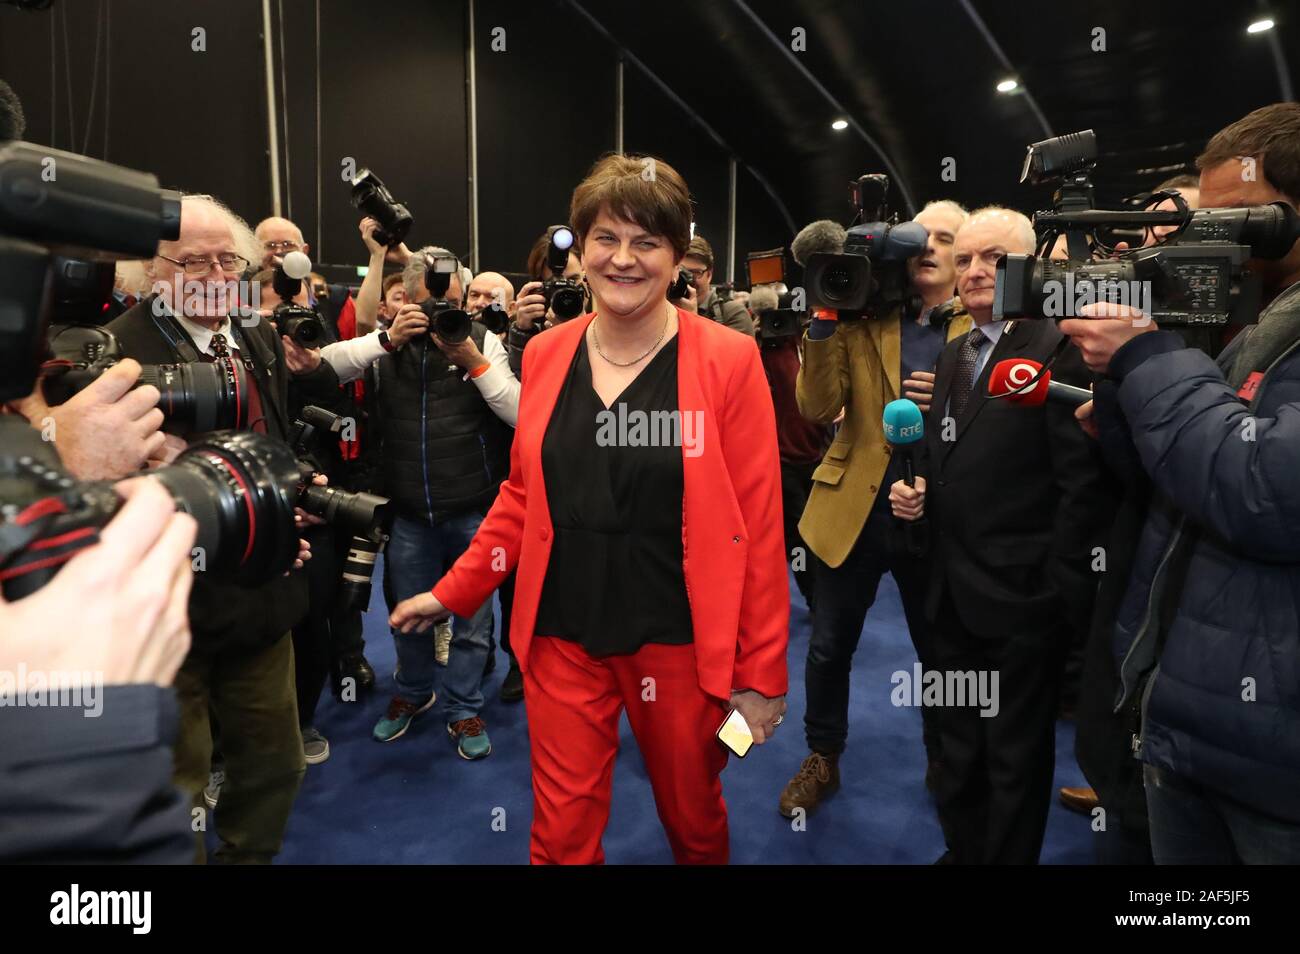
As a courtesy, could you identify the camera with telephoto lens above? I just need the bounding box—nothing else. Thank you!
[994,129,1300,346]
[349,167,413,248]
[0,422,304,600]
[418,249,473,343]
[804,174,927,319]
[41,323,251,435]
[475,301,510,335]
[288,406,391,541]
[540,225,585,321]
[268,252,326,346]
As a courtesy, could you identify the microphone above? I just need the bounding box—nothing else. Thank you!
[882,398,927,556]
[791,219,846,267]
[987,357,1092,408]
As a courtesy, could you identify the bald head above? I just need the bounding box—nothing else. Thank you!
[255,216,308,269]
[466,271,516,314]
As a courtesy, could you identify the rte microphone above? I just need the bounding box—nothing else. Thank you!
[882,398,927,557]
[987,357,1092,408]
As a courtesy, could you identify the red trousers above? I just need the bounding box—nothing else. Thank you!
[523,635,730,864]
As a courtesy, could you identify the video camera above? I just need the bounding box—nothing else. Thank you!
[349,167,413,249]
[419,249,473,343]
[994,130,1300,337]
[746,248,801,343]
[803,174,927,319]
[541,225,585,321]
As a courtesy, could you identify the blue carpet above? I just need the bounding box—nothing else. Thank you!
[279,558,1094,864]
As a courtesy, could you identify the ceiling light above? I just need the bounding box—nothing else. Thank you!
[996,78,1018,93]
[1247,18,1275,34]
[831,119,848,130]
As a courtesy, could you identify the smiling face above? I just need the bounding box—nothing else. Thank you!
[582,207,680,321]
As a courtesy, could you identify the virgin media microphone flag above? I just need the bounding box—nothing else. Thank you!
[987,357,1092,408]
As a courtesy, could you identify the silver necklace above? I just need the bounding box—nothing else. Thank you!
[591,310,670,367]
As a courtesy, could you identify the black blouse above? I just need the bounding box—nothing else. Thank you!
[534,332,694,656]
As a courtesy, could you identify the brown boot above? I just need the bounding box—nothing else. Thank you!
[778,752,840,817]
[1059,786,1100,814]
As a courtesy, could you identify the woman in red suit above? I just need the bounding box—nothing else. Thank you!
[391,153,788,864]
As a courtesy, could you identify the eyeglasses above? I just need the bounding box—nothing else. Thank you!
[262,240,301,254]
[683,267,709,280]
[157,253,250,277]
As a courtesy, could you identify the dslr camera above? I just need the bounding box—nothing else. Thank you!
[540,225,585,321]
[268,251,327,346]
[419,249,474,343]
[804,174,927,319]
[350,167,414,248]
[994,130,1300,345]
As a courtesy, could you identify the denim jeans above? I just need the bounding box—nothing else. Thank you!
[383,512,493,724]
[1144,763,1300,864]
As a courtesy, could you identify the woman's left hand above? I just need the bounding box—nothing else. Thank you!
[729,689,787,744]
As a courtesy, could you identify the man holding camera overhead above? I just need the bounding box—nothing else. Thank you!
[106,194,319,863]
[369,247,517,759]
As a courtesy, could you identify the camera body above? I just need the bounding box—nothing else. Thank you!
[271,301,326,346]
[349,168,413,248]
[475,301,510,335]
[540,225,585,321]
[756,290,803,344]
[418,250,473,343]
[804,174,926,319]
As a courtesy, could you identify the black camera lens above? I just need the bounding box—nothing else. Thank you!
[544,280,585,321]
[336,533,383,616]
[137,358,251,436]
[428,305,471,343]
[476,303,510,335]
[296,484,390,541]
[152,431,302,584]
[273,307,326,346]
[824,264,856,300]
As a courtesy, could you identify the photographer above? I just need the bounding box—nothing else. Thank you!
[683,235,753,335]
[368,247,515,758]
[1060,103,1300,862]
[778,200,971,819]
[105,194,313,863]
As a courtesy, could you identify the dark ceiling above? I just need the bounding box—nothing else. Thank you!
[572,0,1297,228]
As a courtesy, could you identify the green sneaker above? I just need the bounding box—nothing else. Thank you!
[372,693,436,742]
[448,717,492,760]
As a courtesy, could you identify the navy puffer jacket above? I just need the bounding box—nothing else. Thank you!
[1105,281,1300,824]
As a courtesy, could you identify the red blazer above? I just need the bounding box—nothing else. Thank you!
[433,307,789,700]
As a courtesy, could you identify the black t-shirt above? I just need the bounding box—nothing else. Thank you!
[534,334,693,655]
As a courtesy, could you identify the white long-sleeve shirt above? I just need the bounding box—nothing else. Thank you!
[320,328,520,427]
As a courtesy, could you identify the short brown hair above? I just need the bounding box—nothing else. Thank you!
[684,235,714,268]
[1197,102,1300,204]
[570,153,693,260]
[382,272,405,297]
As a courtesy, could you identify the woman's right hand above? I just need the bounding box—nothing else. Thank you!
[515,281,547,330]
[390,592,451,633]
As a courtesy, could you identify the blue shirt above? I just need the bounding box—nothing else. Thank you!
[874,316,945,514]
